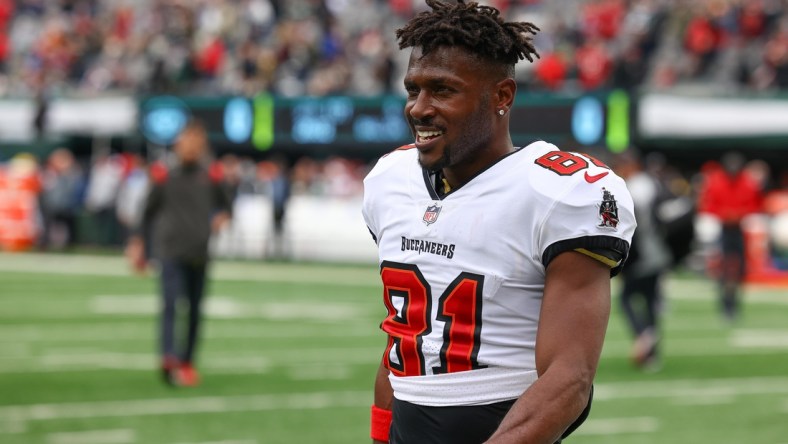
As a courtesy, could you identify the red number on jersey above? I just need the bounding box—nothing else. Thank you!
[434,272,486,374]
[381,263,431,377]
[579,152,610,169]
[535,151,610,175]
[380,262,486,377]
[535,151,588,175]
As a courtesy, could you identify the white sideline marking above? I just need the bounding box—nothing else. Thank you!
[672,394,736,406]
[287,364,353,380]
[0,377,784,428]
[0,391,370,426]
[0,347,381,374]
[575,417,658,435]
[731,330,788,348]
[0,322,377,343]
[90,295,374,321]
[669,288,788,305]
[0,252,381,286]
[0,419,26,433]
[47,428,135,444]
[594,376,788,401]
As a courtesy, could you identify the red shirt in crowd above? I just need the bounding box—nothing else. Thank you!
[698,165,763,225]
[685,16,722,56]
[534,52,567,91]
[575,40,613,90]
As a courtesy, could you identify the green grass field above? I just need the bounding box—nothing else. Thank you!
[0,252,786,444]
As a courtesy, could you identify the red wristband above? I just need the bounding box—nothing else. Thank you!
[370,405,392,442]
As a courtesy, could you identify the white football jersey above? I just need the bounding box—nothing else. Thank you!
[362,141,636,407]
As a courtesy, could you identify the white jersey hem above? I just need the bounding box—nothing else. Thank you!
[390,367,538,407]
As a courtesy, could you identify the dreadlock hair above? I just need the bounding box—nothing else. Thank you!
[396,0,540,78]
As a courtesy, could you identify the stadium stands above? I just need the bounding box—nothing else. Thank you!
[0,0,786,99]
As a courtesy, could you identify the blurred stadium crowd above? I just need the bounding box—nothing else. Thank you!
[0,147,369,251]
[0,0,787,277]
[0,0,786,99]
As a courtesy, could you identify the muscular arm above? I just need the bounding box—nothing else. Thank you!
[485,251,612,444]
[373,360,393,444]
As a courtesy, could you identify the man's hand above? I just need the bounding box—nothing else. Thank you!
[124,236,147,275]
[211,211,231,233]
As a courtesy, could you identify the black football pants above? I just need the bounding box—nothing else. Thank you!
[389,386,592,444]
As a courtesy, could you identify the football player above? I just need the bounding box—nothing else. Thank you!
[362,1,636,443]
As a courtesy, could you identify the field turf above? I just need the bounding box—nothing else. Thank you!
[0,252,786,444]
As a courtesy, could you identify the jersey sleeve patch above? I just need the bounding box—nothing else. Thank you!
[542,235,630,277]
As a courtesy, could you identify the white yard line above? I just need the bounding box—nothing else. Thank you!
[0,347,382,374]
[0,252,380,286]
[668,287,788,305]
[287,364,354,381]
[0,391,370,426]
[0,329,786,374]
[89,295,375,321]
[671,394,736,406]
[575,417,659,435]
[731,330,788,348]
[0,322,377,343]
[594,376,788,401]
[1,377,785,428]
[47,429,136,444]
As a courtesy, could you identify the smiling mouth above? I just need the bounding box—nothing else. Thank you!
[416,130,444,144]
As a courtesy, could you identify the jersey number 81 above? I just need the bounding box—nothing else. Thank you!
[380,261,486,377]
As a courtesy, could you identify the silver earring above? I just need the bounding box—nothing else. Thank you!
[498,109,505,116]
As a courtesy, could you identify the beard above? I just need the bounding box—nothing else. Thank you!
[419,148,449,173]
[418,100,494,173]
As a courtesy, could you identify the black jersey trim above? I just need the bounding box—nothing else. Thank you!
[419,146,532,201]
[542,235,630,277]
[422,168,441,200]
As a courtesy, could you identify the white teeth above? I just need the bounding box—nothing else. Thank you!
[417,130,443,141]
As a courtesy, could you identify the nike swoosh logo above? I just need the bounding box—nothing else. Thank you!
[584,171,609,183]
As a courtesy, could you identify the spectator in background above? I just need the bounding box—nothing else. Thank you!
[32,89,48,139]
[0,152,41,252]
[39,147,84,250]
[126,119,232,387]
[698,151,764,323]
[613,149,672,371]
[268,155,290,259]
[258,154,291,259]
[3,0,788,97]
[683,7,723,78]
[534,50,568,91]
[575,36,613,90]
[83,149,124,246]
[115,151,149,243]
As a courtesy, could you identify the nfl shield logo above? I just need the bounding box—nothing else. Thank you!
[423,204,442,226]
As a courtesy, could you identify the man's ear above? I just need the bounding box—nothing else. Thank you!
[495,77,517,112]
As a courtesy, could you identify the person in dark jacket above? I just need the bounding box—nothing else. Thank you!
[126,118,232,387]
